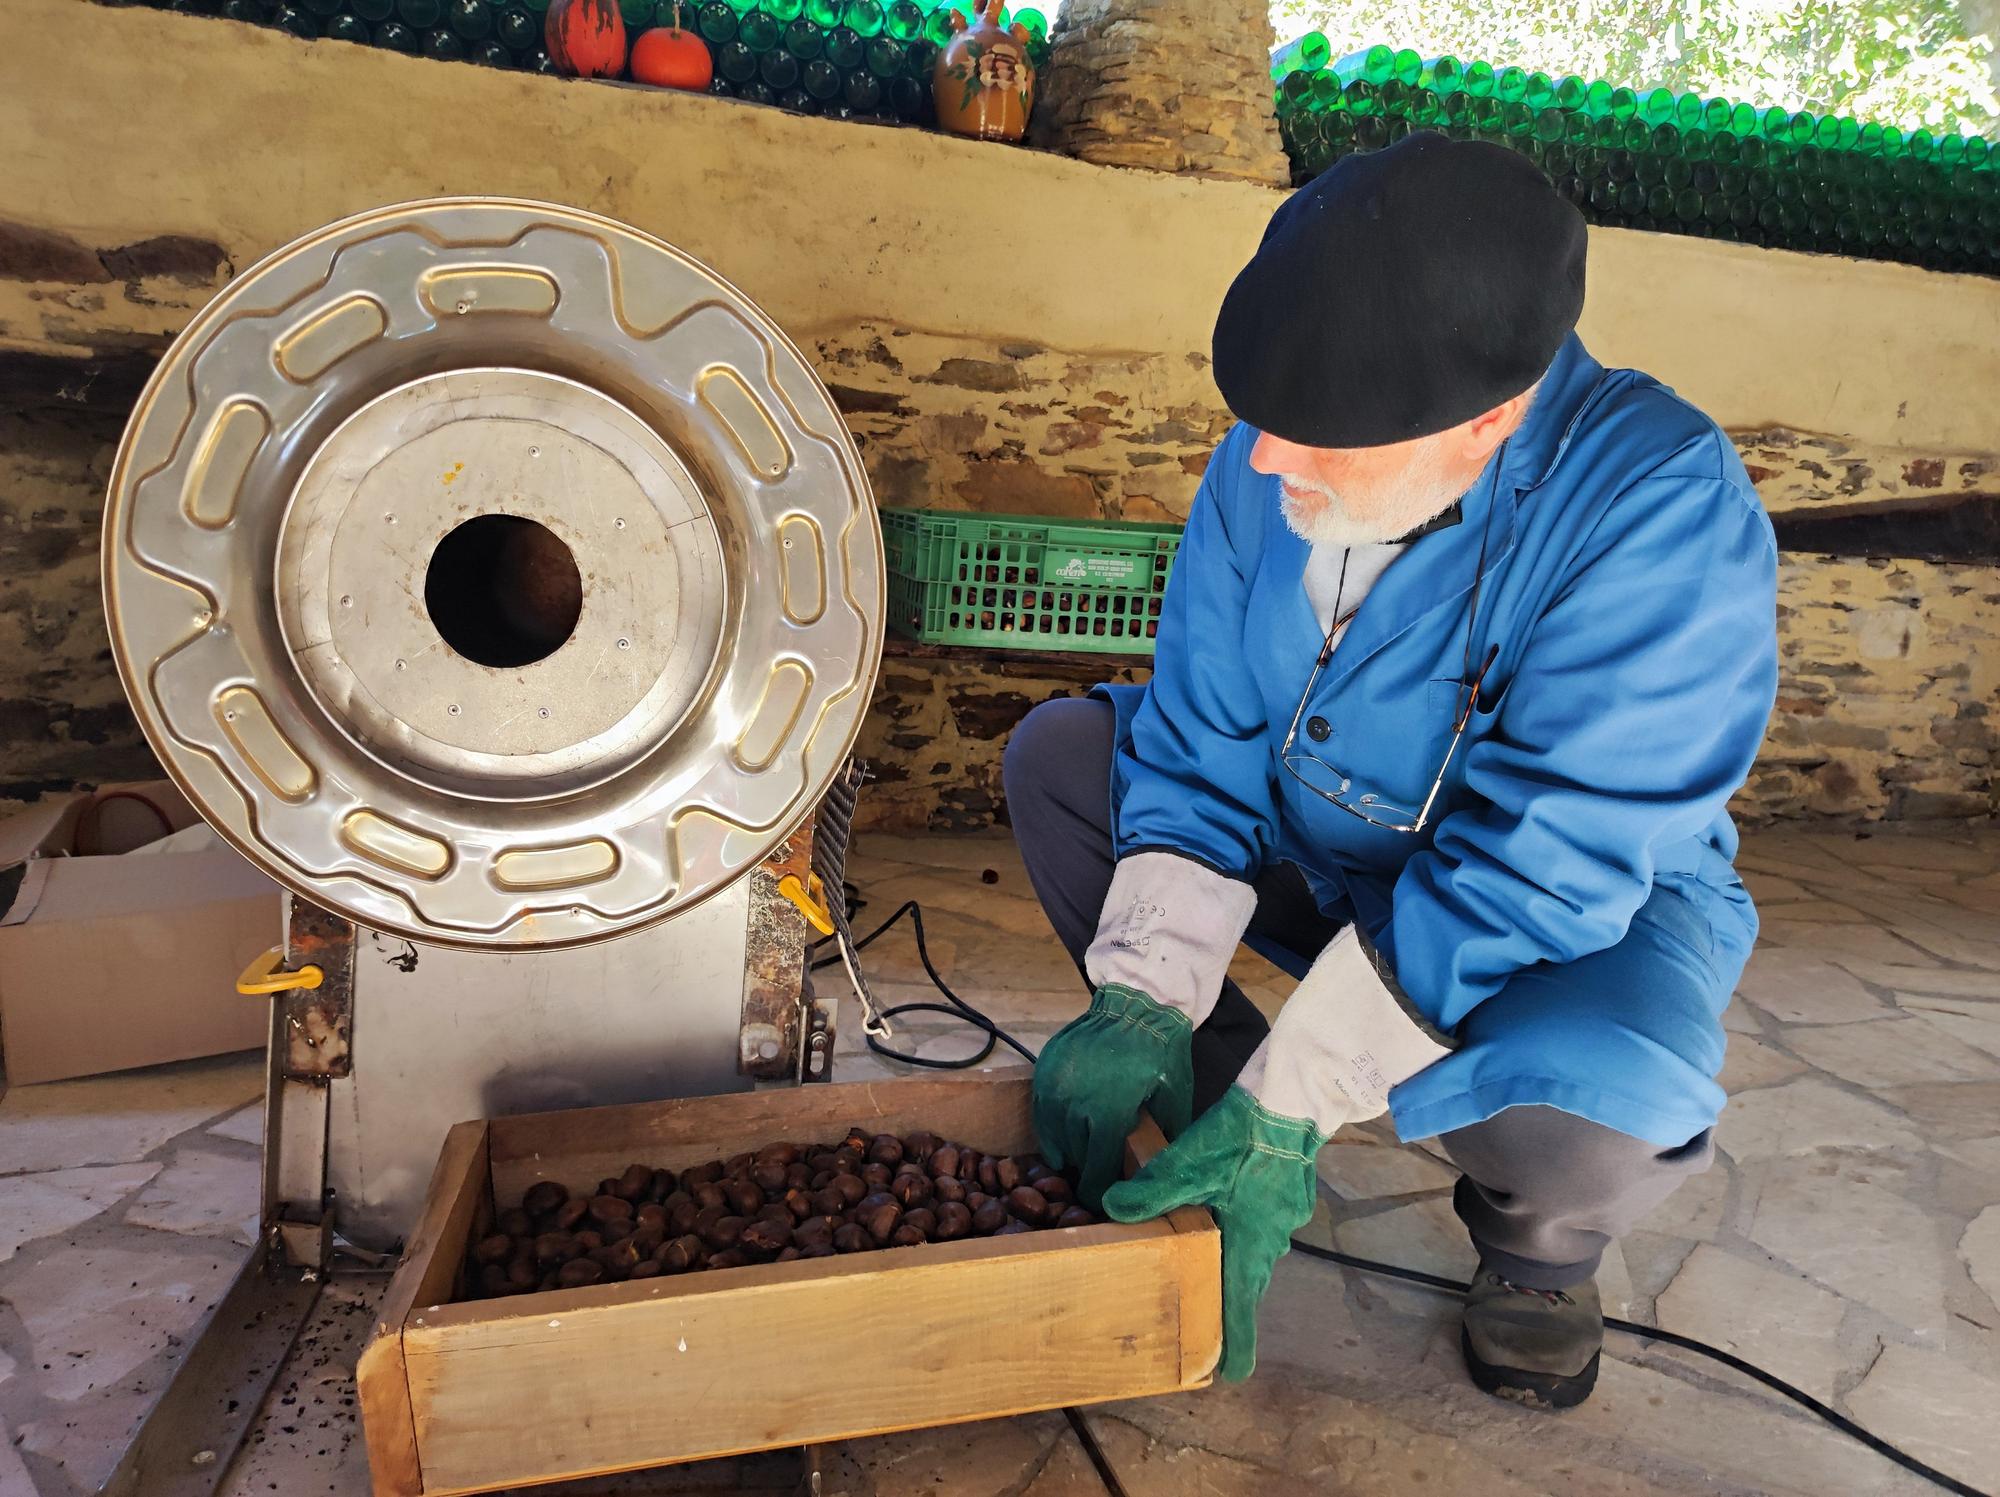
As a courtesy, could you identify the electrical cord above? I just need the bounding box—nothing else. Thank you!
[822,883,1987,1497]
[1286,1237,1989,1497]
[1061,1407,1131,1497]
[810,885,1036,1069]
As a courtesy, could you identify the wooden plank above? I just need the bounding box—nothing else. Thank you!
[488,1071,1035,1207]
[402,1226,1202,1492]
[1125,1114,1223,1385]
[1126,1113,1168,1169]
[412,1214,1179,1332]
[881,635,1153,670]
[1169,1223,1223,1385]
[357,1121,490,1497]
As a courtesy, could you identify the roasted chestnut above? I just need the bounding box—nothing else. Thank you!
[934,1201,973,1240]
[614,1163,654,1201]
[472,1232,513,1266]
[497,1207,535,1238]
[661,1234,706,1273]
[740,1218,793,1256]
[522,1181,568,1218]
[856,1192,903,1245]
[701,1215,748,1253]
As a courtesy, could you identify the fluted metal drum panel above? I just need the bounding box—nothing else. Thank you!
[102,198,883,950]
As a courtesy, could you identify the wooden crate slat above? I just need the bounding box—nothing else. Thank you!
[358,1120,491,1497]
[403,1228,1201,1490]
[488,1071,1035,1204]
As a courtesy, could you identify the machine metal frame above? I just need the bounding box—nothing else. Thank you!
[95,197,881,1497]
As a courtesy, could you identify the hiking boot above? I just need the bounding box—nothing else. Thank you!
[1460,1264,1603,1409]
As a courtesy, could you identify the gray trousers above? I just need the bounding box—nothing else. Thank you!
[1001,696,1714,1289]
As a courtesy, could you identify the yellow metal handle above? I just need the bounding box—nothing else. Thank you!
[236,946,324,996]
[777,872,835,937]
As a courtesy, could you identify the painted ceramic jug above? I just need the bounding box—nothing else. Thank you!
[932,0,1035,142]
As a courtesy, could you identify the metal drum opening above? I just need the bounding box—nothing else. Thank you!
[424,514,584,669]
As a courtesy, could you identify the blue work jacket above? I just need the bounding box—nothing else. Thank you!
[1095,335,1779,1145]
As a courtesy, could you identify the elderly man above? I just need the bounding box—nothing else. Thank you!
[1004,132,1778,1408]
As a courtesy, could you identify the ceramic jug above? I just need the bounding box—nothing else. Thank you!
[932,0,1035,142]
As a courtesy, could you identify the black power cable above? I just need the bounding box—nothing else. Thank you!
[811,887,1036,1070]
[1062,1407,1131,1497]
[824,886,1989,1497]
[1287,1238,1990,1497]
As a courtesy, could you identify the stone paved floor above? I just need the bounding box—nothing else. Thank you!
[0,823,1996,1496]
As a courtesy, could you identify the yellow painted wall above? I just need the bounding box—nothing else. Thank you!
[1,0,1994,818]
[7,0,2000,459]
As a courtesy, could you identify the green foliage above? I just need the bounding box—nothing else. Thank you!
[1269,0,1999,134]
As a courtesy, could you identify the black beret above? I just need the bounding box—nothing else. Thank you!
[1212,132,1586,448]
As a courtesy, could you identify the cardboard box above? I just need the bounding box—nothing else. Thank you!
[0,781,280,1085]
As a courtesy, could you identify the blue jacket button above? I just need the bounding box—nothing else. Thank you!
[1306,716,1331,742]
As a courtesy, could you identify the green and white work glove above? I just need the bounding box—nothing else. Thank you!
[1032,853,1256,1209]
[1102,925,1456,1381]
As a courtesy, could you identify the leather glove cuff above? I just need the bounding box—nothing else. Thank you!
[1086,983,1196,1048]
[1237,925,1455,1137]
[1085,851,1257,1028]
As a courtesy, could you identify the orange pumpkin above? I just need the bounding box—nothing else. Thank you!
[545,0,626,79]
[630,24,713,91]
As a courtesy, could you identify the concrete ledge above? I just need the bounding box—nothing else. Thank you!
[5,0,2000,456]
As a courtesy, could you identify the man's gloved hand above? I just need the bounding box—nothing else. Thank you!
[1102,1086,1319,1380]
[1034,985,1196,1209]
[1033,852,1257,1209]
[1102,925,1456,1380]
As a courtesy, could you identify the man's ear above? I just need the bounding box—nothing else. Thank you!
[1456,388,1535,463]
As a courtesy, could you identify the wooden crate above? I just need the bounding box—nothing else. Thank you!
[356,1071,1222,1496]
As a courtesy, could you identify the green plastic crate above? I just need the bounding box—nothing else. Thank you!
[881,508,1183,654]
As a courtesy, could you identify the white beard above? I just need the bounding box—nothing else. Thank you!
[1278,439,1469,548]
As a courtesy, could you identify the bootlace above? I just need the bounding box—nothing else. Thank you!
[1488,1273,1575,1307]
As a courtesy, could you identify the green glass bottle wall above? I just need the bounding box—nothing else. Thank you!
[1273,36,2000,279]
[125,0,1046,121]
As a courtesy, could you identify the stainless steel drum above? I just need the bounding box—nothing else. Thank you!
[102,199,883,948]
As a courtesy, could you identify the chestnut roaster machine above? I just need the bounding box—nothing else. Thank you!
[95,197,888,1493]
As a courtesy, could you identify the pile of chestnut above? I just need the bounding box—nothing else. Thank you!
[461,1125,1097,1298]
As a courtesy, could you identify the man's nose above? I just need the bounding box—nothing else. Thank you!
[1249,431,1298,475]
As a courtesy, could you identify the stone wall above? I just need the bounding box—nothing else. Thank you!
[855,545,2000,835]
[813,325,1228,523]
[1753,556,1999,821]
[1,0,1996,824]
[855,648,1147,831]
[1029,0,1291,185]
[827,391,2000,831]
[0,410,161,799]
